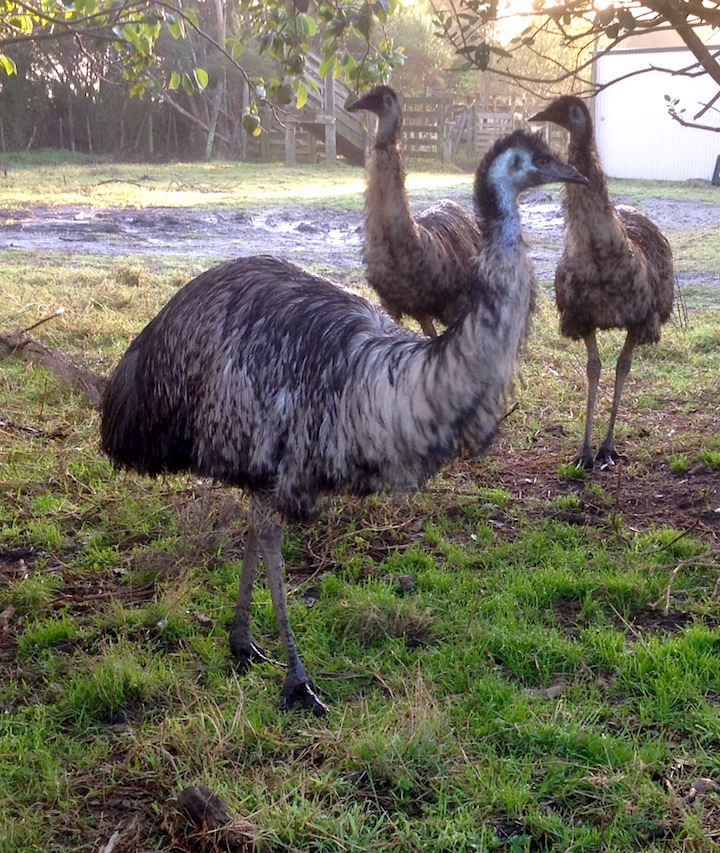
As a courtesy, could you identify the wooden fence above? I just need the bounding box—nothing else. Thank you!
[400,93,522,164]
[243,88,529,166]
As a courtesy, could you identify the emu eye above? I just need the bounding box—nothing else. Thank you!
[536,156,550,168]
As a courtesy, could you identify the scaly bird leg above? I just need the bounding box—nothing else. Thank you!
[244,495,328,717]
[229,526,279,668]
[596,328,636,469]
[259,518,329,717]
[419,316,438,338]
[575,330,602,470]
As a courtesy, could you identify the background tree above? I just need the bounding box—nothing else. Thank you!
[0,0,406,154]
[429,0,720,131]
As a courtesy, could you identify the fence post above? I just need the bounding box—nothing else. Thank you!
[260,105,271,162]
[323,72,337,163]
[438,95,447,163]
[285,122,297,166]
[240,80,250,162]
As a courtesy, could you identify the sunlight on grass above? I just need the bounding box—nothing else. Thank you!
[1,161,719,852]
[1,156,474,210]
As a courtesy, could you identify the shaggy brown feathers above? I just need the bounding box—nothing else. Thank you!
[348,85,483,336]
[531,96,675,469]
[101,131,586,716]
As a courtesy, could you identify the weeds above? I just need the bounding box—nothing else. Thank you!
[1,163,720,851]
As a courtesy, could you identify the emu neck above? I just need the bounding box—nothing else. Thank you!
[364,139,416,242]
[374,108,402,148]
[564,130,624,257]
[394,184,532,456]
[477,181,523,251]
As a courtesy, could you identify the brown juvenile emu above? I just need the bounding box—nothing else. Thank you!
[531,96,675,469]
[348,85,483,336]
[101,130,586,716]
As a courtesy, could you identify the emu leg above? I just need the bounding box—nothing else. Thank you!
[252,500,328,717]
[596,329,636,468]
[229,527,278,668]
[419,316,438,338]
[575,331,602,470]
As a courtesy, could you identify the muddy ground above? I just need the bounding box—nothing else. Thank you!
[1,188,719,548]
[1,189,719,292]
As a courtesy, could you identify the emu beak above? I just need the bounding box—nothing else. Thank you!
[529,108,552,123]
[346,91,380,113]
[547,159,588,185]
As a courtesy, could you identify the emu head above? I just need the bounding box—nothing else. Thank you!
[529,96,593,142]
[476,129,588,202]
[347,85,402,141]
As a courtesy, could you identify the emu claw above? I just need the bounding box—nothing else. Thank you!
[229,635,283,670]
[596,446,628,470]
[573,449,595,471]
[281,676,329,717]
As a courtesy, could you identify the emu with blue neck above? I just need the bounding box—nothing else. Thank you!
[101,129,586,716]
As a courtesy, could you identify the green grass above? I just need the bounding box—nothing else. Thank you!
[609,177,720,203]
[1,161,720,851]
[0,151,472,212]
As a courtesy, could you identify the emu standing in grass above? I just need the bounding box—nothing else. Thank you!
[530,96,675,469]
[101,130,587,716]
[348,85,483,337]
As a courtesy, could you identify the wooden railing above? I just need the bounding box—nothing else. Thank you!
[243,81,524,166]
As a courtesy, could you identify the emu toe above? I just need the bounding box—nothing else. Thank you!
[573,448,596,471]
[229,634,283,671]
[281,674,329,717]
[596,443,628,470]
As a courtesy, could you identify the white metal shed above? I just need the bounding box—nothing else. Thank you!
[594,46,720,182]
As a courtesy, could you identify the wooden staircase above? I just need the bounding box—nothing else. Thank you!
[287,53,368,166]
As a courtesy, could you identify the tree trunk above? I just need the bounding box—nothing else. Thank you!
[204,82,224,160]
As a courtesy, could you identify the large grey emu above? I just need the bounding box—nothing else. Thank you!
[348,85,483,337]
[530,96,675,470]
[101,130,587,716]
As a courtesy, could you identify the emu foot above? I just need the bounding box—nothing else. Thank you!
[281,674,329,717]
[229,633,283,671]
[573,448,596,471]
[596,444,628,470]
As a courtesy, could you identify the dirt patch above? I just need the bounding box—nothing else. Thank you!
[2,191,719,291]
[2,190,718,626]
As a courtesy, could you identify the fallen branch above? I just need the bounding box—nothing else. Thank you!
[652,550,718,614]
[99,829,121,853]
[0,328,106,408]
[178,785,261,852]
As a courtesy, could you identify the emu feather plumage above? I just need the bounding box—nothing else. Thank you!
[101,130,587,715]
[348,86,483,336]
[531,96,674,469]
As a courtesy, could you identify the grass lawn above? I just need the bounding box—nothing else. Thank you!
[1,155,720,852]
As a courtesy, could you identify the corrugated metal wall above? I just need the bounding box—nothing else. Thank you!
[594,47,720,181]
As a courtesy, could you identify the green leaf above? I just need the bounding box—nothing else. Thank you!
[596,6,615,26]
[296,81,308,109]
[169,71,181,90]
[295,13,318,38]
[617,8,636,30]
[194,67,209,90]
[0,53,18,75]
[122,23,140,48]
[167,19,184,39]
[181,73,194,95]
[319,54,335,79]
